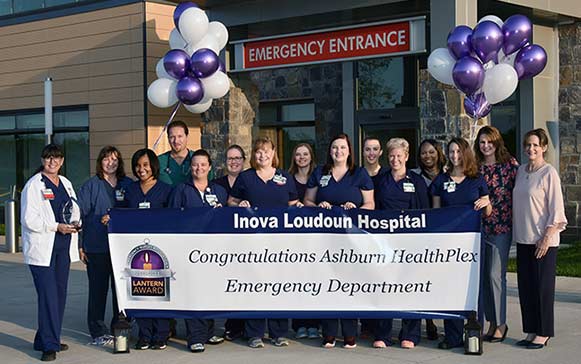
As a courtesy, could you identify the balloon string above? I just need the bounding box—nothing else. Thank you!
[152,102,181,151]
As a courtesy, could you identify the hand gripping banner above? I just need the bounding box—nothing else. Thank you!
[108,206,482,320]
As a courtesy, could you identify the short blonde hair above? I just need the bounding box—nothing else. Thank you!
[386,138,409,155]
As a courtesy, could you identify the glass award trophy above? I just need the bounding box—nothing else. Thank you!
[62,198,82,231]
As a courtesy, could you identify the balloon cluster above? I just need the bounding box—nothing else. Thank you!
[427,14,547,119]
[147,2,230,114]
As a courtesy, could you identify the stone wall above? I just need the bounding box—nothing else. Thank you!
[558,21,581,241]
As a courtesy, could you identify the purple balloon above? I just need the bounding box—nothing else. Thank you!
[173,2,198,30]
[464,93,492,119]
[502,14,532,56]
[514,44,547,80]
[190,48,220,78]
[447,25,473,59]
[163,49,191,79]
[452,56,485,95]
[176,76,204,105]
[471,21,503,63]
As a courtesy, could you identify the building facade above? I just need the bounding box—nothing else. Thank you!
[1,0,580,239]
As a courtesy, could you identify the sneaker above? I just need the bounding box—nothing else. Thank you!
[248,337,264,348]
[272,337,290,347]
[322,336,336,348]
[151,341,167,350]
[295,327,308,339]
[373,340,387,349]
[343,336,357,349]
[207,335,224,345]
[190,343,205,353]
[135,339,150,350]
[224,330,244,341]
[91,336,113,346]
[307,328,321,339]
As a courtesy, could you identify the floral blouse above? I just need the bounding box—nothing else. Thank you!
[480,157,519,235]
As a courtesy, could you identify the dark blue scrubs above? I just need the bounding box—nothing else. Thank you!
[231,168,297,341]
[78,176,132,339]
[293,175,308,203]
[169,180,227,345]
[308,166,373,340]
[307,166,374,207]
[212,174,232,195]
[373,170,429,345]
[230,169,297,208]
[125,180,172,345]
[430,173,489,347]
[30,175,73,352]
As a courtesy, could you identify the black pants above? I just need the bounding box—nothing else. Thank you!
[186,319,216,345]
[86,252,118,339]
[517,244,557,337]
[225,319,245,334]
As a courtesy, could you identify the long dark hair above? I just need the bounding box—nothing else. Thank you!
[96,146,126,179]
[35,143,65,174]
[323,134,356,175]
[288,143,315,176]
[446,137,478,178]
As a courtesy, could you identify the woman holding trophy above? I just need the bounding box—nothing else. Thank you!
[21,143,81,362]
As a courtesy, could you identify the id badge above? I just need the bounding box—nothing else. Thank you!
[403,182,415,193]
[319,175,331,187]
[138,201,151,209]
[272,173,287,185]
[115,189,125,201]
[205,193,218,206]
[42,188,55,200]
[446,181,456,193]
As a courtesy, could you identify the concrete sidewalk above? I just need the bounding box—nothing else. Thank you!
[1,245,580,364]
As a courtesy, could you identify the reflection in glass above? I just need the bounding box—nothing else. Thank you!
[357,57,404,110]
[281,104,315,122]
[14,0,43,13]
[16,114,44,129]
[490,91,519,157]
[16,133,45,183]
[53,132,89,188]
[0,115,16,130]
[0,0,11,16]
[0,135,16,203]
[54,110,89,128]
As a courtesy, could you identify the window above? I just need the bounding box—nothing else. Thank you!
[258,100,316,169]
[0,107,89,219]
[490,90,519,157]
[0,0,79,17]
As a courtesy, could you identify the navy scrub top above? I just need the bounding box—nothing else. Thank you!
[293,175,308,202]
[429,172,489,207]
[125,180,172,209]
[170,180,228,208]
[374,170,430,210]
[307,166,374,207]
[212,175,232,195]
[230,169,298,208]
[42,174,72,251]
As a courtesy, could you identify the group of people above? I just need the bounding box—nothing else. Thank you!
[20,119,567,361]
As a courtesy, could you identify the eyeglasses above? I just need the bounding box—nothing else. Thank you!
[44,156,63,162]
[227,157,244,162]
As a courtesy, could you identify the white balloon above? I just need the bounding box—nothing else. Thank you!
[201,71,230,99]
[497,48,518,67]
[184,98,213,114]
[155,58,173,79]
[169,28,186,50]
[147,78,178,108]
[427,48,455,85]
[478,15,504,28]
[178,7,209,46]
[482,63,518,104]
[208,21,229,50]
[186,34,220,56]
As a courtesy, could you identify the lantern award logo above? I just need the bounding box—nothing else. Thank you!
[124,240,175,301]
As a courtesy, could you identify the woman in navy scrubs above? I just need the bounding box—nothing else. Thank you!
[21,144,80,362]
[287,143,319,339]
[124,148,173,350]
[429,137,492,350]
[170,149,227,353]
[363,137,385,185]
[213,144,246,196]
[228,136,300,348]
[304,134,374,349]
[373,138,429,349]
[77,146,132,346]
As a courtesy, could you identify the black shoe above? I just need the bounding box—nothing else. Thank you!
[527,338,549,349]
[224,330,244,341]
[41,351,56,361]
[60,343,69,351]
[135,339,150,350]
[437,340,463,350]
[488,325,508,343]
[151,340,167,350]
[515,339,532,346]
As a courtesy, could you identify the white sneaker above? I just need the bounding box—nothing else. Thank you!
[91,335,113,346]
